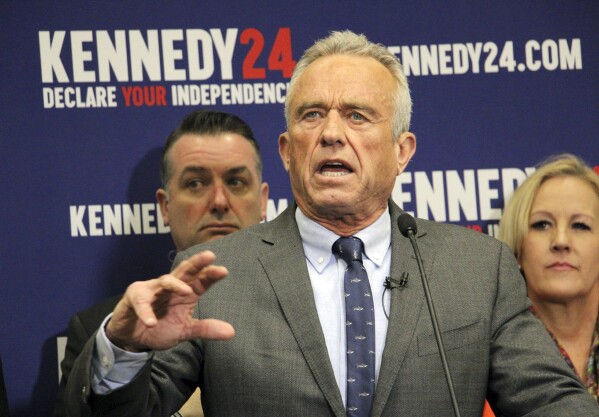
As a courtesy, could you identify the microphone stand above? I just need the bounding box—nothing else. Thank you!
[401,217,462,417]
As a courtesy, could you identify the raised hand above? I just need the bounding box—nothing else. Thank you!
[105,251,235,352]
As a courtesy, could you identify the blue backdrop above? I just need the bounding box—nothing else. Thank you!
[1,1,597,415]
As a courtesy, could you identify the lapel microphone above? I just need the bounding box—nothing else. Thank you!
[384,272,409,289]
[397,213,462,417]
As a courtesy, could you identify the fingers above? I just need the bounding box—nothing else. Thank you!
[106,251,231,350]
[173,251,229,295]
[172,251,218,280]
[186,318,235,341]
[128,276,194,326]
[117,252,226,325]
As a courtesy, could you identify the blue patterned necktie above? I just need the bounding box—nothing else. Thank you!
[333,236,375,417]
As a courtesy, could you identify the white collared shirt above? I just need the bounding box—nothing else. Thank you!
[295,207,392,406]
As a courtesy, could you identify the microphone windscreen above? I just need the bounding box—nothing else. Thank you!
[397,213,417,237]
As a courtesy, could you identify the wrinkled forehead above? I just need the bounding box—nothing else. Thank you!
[289,55,396,112]
[169,133,261,174]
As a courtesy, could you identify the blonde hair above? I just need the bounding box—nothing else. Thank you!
[285,30,412,138]
[499,154,599,259]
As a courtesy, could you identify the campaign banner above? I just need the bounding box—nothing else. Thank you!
[1,1,597,415]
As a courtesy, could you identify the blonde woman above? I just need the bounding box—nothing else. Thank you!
[499,154,599,402]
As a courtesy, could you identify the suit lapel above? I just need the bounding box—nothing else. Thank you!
[257,205,346,417]
[371,204,438,416]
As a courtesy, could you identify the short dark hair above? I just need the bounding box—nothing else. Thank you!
[160,110,263,189]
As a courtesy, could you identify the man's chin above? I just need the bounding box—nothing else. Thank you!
[202,228,238,242]
[307,194,357,214]
[206,232,230,242]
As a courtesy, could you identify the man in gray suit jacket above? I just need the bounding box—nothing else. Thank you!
[64,30,599,416]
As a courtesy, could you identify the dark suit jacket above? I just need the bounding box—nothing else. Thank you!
[64,202,599,416]
[54,296,187,417]
[0,355,9,417]
[54,295,121,417]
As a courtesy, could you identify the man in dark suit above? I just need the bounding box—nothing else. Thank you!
[64,31,599,416]
[54,109,269,417]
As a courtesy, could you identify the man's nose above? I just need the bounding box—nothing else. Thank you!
[210,184,231,215]
[320,111,346,147]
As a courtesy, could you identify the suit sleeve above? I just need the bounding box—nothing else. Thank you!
[0,356,9,417]
[54,313,92,417]
[487,243,599,416]
[63,334,200,417]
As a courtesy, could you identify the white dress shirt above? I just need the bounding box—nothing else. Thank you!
[295,207,392,405]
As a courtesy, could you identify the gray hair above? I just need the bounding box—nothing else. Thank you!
[285,30,412,137]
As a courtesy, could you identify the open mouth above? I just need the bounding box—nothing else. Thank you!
[319,161,353,177]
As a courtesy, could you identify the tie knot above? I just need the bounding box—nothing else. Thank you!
[333,236,364,264]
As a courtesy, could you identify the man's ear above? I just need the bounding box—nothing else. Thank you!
[156,188,170,226]
[395,132,416,175]
[259,182,270,221]
[278,132,291,172]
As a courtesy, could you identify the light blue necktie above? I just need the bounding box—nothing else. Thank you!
[333,236,375,417]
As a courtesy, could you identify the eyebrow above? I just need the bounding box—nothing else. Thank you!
[294,102,326,118]
[179,165,252,177]
[345,103,380,118]
[179,166,209,178]
[530,210,596,221]
[224,166,251,176]
[294,101,381,119]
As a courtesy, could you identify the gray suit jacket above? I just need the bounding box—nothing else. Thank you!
[65,202,599,416]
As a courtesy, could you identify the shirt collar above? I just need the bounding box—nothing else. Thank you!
[295,206,391,273]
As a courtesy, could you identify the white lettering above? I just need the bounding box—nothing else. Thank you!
[446,170,477,221]
[88,205,103,236]
[452,43,469,75]
[420,44,439,76]
[525,40,542,71]
[401,45,420,76]
[42,86,117,108]
[71,31,96,82]
[210,28,237,80]
[123,205,141,235]
[162,29,186,81]
[69,203,168,237]
[187,29,214,80]
[438,44,453,75]
[70,206,87,236]
[142,203,157,234]
[390,165,539,224]
[39,31,69,83]
[500,168,528,207]
[97,30,129,82]
[171,82,288,106]
[559,38,582,70]
[103,204,122,235]
[129,30,161,81]
[415,171,446,221]
[388,39,581,77]
[542,39,559,71]
[466,42,483,74]
[477,169,501,221]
